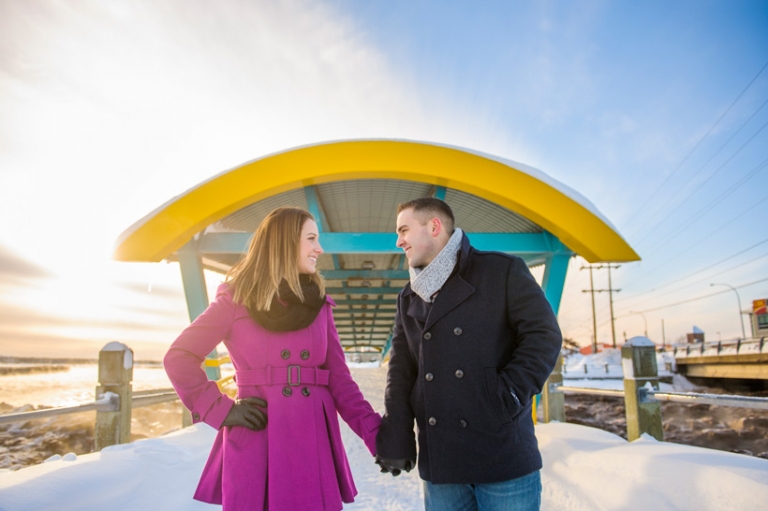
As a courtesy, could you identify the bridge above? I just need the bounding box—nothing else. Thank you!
[673,338,768,385]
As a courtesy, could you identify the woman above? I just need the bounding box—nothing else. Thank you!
[164,207,382,511]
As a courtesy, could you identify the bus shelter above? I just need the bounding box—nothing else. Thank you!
[114,139,639,377]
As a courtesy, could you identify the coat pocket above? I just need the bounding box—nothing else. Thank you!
[483,367,512,425]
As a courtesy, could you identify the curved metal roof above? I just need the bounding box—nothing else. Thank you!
[114,139,639,264]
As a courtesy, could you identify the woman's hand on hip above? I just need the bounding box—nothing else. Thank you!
[222,397,268,430]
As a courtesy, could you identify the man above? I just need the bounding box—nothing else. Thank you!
[375,197,562,511]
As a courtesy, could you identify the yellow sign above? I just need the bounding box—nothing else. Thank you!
[753,299,767,315]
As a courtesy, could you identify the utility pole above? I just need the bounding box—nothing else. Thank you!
[606,264,620,348]
[661,319,666,350]
[582,264,621,349]
[581,265,599,354]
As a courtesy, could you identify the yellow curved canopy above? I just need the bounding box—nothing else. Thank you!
[114,140,639,263]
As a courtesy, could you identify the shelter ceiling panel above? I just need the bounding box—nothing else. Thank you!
[338,254,403,271]
[446,188,542,233]
[316,180,432,232]
[212,188,309,233]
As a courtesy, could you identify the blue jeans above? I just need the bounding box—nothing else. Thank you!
[423,471,541,511]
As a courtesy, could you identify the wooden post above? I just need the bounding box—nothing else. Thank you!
[621,337,663,441]
[542,355,565,423]
[182,408,193,428]
[94,342,134,450]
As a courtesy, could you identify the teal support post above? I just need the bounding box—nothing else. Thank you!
[541,252,570,316]
[432,186,447,200]
[177,242,221,381]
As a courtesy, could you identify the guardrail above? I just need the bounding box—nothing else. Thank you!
[0,343,235,452]
[541,338,768,441]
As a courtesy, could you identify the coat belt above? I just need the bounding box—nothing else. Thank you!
[235,366,330,387]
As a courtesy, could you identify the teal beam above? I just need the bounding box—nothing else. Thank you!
[176,242,220,380]
[326,287,401,294]
[541,252,571,316]
[198,232,560,255]
[334,299,397,306]
[304,186,342,269]
[322,270,409,280]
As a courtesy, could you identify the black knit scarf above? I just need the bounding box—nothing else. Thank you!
[250,275,325,332]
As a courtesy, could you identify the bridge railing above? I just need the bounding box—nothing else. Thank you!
[673,337,767,358]
[542,338,768,441]
[0,343,234,451]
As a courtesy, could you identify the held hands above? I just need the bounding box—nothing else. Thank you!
[222,397,268,431]
[375,455,416,476]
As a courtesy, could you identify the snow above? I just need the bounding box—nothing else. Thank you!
[1,366,767,511]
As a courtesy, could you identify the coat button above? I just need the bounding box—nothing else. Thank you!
[423,332,432,340]
[428,417,437,426]
[459,419,468,428]
[282,386,292,397]
[453,327,462,336]
[302,387,311,397]
[425,373,434,381]
[281,349,291,359]
[300,350,310,360]
[192,413,200,421]
[455,369,464,378]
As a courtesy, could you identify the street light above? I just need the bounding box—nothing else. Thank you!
[629,310,648,337]
[710,283,747,340]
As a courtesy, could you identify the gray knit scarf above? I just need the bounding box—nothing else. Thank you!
[409,228,464,303]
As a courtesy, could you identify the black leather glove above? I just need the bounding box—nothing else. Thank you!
[375,455,416,476]
[222,397,268,431]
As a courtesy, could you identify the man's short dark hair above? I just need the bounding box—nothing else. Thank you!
[397,197,455,233]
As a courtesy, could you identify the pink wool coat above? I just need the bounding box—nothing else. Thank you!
[164,283,381,511]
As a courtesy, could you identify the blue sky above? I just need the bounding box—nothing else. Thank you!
[0,0,766,359]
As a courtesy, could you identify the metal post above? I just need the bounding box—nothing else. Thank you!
[542,355,565,423]
[588,266,598,354]
[621,338,663,441]
[95,342,134,450]
[581,265,599,354]
[608,265,617,348]
[710,283,747,340]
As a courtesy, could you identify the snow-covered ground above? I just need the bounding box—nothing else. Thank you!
[1,365,767,511]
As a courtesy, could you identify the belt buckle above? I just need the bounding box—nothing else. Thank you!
[287,365,301,386]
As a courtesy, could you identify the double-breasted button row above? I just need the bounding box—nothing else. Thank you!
[283,386,312,397]
[425,370,463,381]
[423,328,462,340]
[281,349,311,360]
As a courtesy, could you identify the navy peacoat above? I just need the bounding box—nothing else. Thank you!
[376,233,562,484]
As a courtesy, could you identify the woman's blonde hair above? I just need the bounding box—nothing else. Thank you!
[226,207,325,311]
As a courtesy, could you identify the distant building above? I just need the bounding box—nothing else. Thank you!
[579,343,614,355]
[686,326,705,344]
[751,299,768,338]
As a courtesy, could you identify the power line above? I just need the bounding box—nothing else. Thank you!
[638,125,768,251]
[620,194,768,290]
[633,276,768,314]
[617,250,768,311]
[625,58,768,233]
[621,232,768,296]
